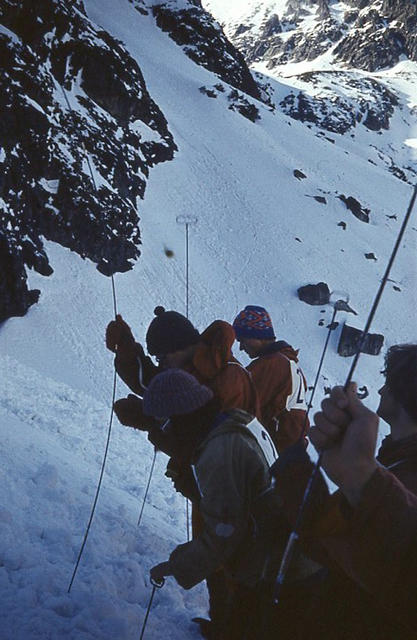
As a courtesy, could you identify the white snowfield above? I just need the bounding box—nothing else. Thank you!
[1,0,416,638]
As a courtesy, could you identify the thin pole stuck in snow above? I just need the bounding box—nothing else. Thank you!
[176,214,198,542]
[62,85,122,591]
[139,577,165,640]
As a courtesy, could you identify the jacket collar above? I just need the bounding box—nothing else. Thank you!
[377,432,417,468]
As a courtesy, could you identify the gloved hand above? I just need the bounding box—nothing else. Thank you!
[114,394,156,431]
[150,561,172,583]
[165,459,197,500]
[105,314,135,353]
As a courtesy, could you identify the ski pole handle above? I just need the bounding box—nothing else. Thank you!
[150,576,165,588]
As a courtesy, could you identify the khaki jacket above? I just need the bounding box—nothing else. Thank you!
[169,410,315,590]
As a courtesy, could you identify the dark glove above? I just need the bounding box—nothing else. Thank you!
[114,394,155,430]
[105,314,135,353]
[165,459,198,500]
[150,561,171,583]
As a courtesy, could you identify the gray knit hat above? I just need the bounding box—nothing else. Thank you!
[143,369,214,417]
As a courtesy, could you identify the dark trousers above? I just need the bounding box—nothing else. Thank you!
[220,572,326,640]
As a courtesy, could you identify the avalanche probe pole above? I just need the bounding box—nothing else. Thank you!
[176,214,198,542]
[139,577,165,640]
[62,84,121,593]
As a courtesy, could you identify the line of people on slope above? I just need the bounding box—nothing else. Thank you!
[105,306,417,639]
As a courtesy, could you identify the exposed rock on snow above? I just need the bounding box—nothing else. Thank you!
[279,73,399,135]
[312,195,326,204]
[334,0,417,72]
[293,169,307,180]
[338,195,370,223]
[297,282,330,305]
[227,89,261,122]
[219,0,417,72]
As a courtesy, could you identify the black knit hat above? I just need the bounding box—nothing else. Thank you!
[146,306,200,355]
[143,368,214,417]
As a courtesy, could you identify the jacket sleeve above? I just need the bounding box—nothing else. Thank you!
[343,467,417,618]
[114,342,158,395]
[275,453,417,629]
[169,434,257,589]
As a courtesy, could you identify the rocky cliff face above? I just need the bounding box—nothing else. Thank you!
[152,0,262,101]
[334,0,417,72]
[279,71,399,134]
[0,0,177,322]
[224,0,417,71]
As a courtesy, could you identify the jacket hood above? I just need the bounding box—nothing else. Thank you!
[263,340,299,362]
[192,320,237,379]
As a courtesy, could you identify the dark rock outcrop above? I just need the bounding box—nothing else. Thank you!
[280,72,398,135]
[153,1,262,102]
[293,169,307,180]
[338,195,370,223]
[0,0,176,322]
[337,324,384,357]
[334,1,417,71]
[227,90,260,122]
[297,282,330,305]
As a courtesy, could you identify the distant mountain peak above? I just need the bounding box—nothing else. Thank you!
[205,0,417,71]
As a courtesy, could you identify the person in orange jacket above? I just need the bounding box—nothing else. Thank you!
[233,305,309,452]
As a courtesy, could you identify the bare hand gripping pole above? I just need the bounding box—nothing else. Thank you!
[273,183,417,604]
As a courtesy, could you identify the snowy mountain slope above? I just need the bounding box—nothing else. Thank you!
[0,0,267,324]
[203,0,417,184]
[1,0,417,638]
[2,357,206,639]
